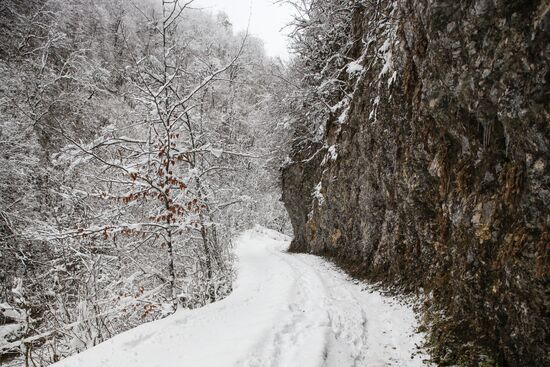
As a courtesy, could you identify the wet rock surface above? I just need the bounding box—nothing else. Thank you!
[282,1,549,365]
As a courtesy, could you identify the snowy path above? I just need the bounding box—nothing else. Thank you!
[54,228,429,367]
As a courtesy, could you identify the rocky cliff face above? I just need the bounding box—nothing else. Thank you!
[282,1,549,365]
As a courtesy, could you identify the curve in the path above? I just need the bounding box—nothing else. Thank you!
[53,227,429,367]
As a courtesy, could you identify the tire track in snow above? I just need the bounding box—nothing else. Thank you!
[242,241,332,367]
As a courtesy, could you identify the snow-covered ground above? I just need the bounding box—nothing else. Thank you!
[54,227,430,367]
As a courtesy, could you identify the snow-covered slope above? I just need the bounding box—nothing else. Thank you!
[53,227,430,367]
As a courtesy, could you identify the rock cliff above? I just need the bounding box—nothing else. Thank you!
[282,1,549,365]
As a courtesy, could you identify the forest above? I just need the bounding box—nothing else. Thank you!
[0,0,293,364]
[1,0,548,366]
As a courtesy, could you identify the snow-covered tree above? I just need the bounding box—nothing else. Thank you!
[1,0,290,365]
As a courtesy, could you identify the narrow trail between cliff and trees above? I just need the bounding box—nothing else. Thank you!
[53,227,430,367]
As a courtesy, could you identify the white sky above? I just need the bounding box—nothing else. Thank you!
[193,0,293,59]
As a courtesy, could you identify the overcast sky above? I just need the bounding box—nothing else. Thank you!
[192,0,293,59]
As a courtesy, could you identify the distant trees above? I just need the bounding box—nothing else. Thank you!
[0,0,290,365]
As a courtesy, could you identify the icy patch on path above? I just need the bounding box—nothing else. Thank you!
[54,227,430,367]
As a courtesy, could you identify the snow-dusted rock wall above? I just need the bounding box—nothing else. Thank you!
[282,1,549,365]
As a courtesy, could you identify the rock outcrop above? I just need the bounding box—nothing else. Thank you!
[282,1,549,365]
